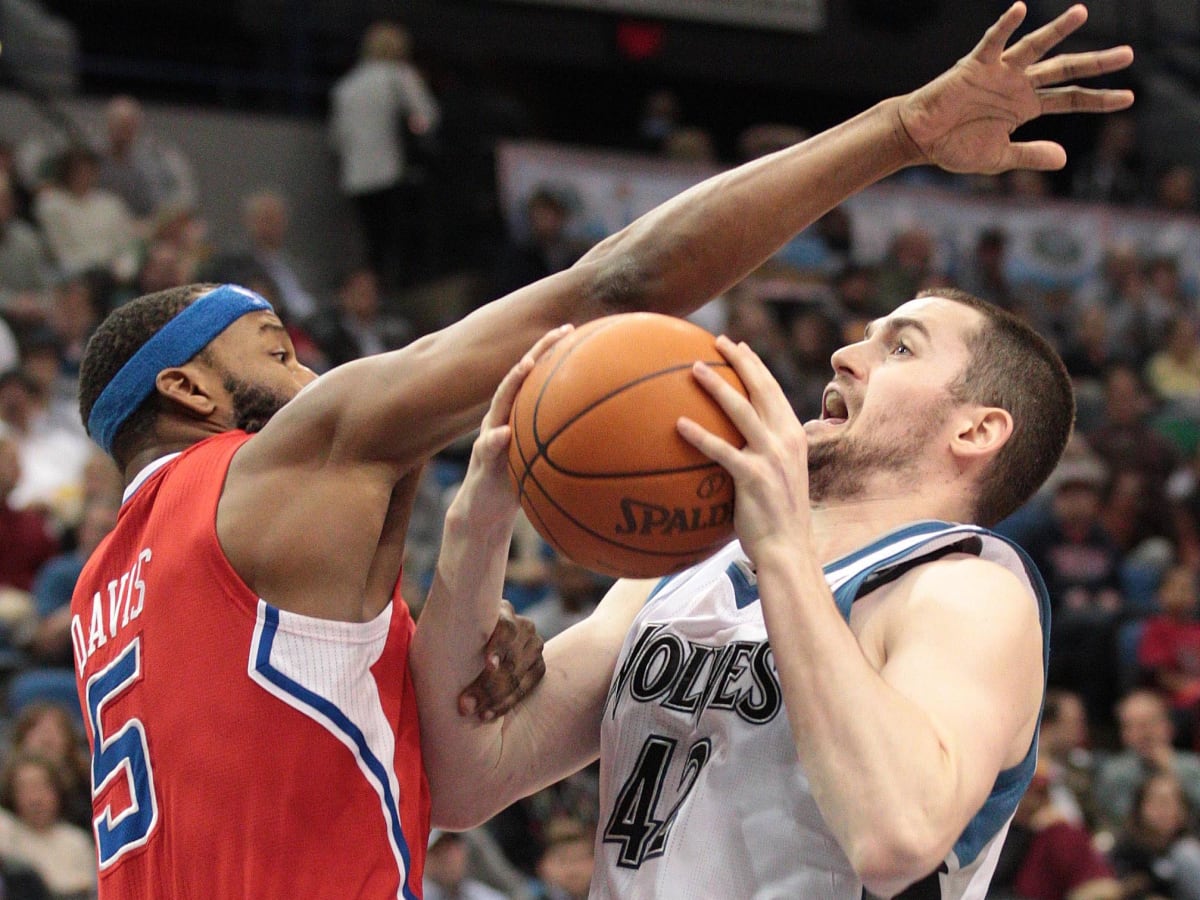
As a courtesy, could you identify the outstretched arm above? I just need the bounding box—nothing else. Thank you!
[260,2,1134,476]
[409,335,651,828]
[221,2,1132,624]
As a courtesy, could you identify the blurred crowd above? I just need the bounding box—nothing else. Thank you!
[1,15,1200,900]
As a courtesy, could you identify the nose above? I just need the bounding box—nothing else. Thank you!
[829,338,870,380]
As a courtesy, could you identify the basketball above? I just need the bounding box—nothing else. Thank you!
[508,312,749,579]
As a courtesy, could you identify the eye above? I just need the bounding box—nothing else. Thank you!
[890,340,911,356]
[272,350,289,363]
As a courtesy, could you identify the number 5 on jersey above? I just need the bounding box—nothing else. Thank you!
[86,638,160,867]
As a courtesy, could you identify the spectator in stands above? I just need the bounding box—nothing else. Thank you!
[1087,364,1180,495]
[521,553,607,642]
[530,817,595,900]
[0,369,93,525]
[1040,689,1099,828]
[953,227,1020,312]
[1138,565,1200,744]
[635,88,681,155]
[33,145,138,281]
[775,205,854,277]
[663,126,718,164]
[1071,113,1144,206]
[1060,304,1118,382]
[1028,288,1081,360]
[1094,690,1200,833]
[96,95,198,226]
[9,705,91,831]
[1147,316,1200,406]
[872,227,936,316]
[0,140,33,223]
[1098,468,1178,571]
[1169,444,1200,569]
[329,20,441,292]
[234,189,319,322]
[303,267,411,369]
[1109,770,1200,899]
[991,756,1121,900]
[28,495,118,669]
[1144,256,1196,333]
[0,174,52,322]
[491,186,592,301]
[47,272,104,394]
[0,752,96,899]
[18,330,78,441]
[1016,456,1124,728]
[423,829,508,900]
[831,263,878,344]
[1075,244,1163,369]
[0,435,58,594]
[1153,164,1198,215]
[780,302,844,418]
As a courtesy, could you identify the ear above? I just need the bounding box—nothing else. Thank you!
[154,365,220,420]
[949,406,1013,466]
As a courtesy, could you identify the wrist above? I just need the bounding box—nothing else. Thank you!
[878,95,927,170]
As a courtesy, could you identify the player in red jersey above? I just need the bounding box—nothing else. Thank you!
[72,5,1133,895]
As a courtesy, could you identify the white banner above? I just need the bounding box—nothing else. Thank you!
[497,140,1200,296]
[491,0,825,33]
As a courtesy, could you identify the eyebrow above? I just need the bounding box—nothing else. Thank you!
[863,316,932,344]
[259,321,288,337]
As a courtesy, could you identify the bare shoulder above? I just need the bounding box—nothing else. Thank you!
[856,554,1044,769]
[851,552,1042,682]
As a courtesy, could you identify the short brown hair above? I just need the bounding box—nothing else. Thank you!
[918,287,1075,526]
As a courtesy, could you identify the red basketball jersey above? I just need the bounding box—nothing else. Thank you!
[70,431,430,899]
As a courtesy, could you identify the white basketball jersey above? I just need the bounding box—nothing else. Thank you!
[591,520,1050,900]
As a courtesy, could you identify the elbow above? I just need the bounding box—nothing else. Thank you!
[846,820,950,898]
[428,785,497,833]
[572,247,655,315]
[428,801,486,834]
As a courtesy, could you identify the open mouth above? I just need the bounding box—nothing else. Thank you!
[820,387,849,425]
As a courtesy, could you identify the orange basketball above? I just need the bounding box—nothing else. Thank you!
[507,312,748,579]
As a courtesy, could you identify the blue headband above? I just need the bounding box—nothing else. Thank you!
[87,284,274,454]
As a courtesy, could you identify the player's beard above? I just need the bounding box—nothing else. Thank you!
[807,399,950,504]
[222,373,293,434]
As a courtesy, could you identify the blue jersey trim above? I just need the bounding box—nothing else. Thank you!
[254,605,419,900]
[826,523,1051,868]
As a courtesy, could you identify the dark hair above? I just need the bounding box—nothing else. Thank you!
[917,287,1075,526]
[0,751,68,814]
[1042,689,1081,727]
[1128,770,1192,844]
[78,283,215,466]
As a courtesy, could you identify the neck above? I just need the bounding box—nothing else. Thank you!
[121,438,202,487]
[807,490,968,564]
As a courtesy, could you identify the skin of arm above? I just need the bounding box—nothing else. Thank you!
[679,339,1044,896]
[222,7,1135,617]
[408,342,652,828]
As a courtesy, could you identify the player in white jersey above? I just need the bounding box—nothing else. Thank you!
[411,5,1129,898]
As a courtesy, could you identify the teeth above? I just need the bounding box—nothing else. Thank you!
[825,390,848,419]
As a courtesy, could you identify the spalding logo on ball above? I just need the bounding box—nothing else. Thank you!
[507,312,749,579]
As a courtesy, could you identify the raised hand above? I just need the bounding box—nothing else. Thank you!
[897,2,1134,174]
[677,336,813,562]
[448,323,573,530]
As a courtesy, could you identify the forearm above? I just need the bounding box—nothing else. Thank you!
[412,510,606,828]
[752,548,973,893]
[410,508,511,827]
[576,97,920,315]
